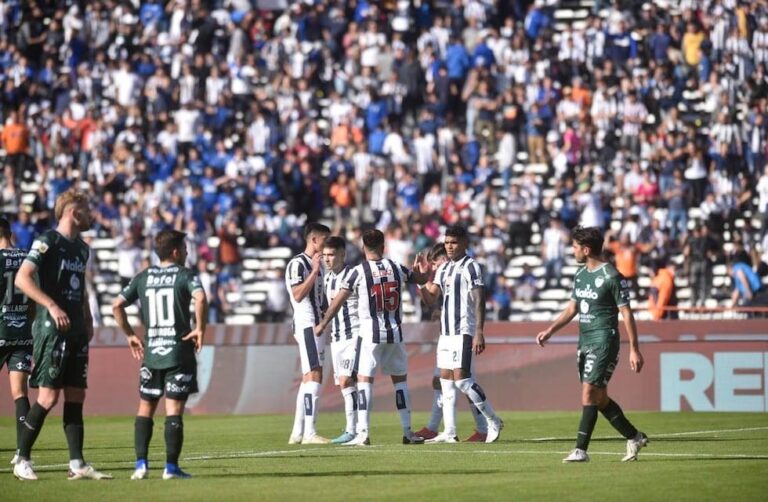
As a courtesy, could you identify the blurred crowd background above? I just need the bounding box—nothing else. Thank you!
[1,0,768,325]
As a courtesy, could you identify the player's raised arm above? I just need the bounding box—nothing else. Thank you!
[536,300,578,347]
[290,252,322,302]
[15,261,70,332]
[182,289,208,353]
[618,304,643,373]
[410,252,432,285]
[111,295,144,361]
[315,288,351,336]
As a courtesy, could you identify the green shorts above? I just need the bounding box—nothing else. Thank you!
[0,339,33,373]
[139,363,198,402]
[577,338,619,388]
[30,332,89,389]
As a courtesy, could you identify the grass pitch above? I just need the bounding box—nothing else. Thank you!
[1,411,766,501]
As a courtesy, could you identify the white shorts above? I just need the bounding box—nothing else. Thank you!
[331,337,361,385]
[294,326,326,374]
[357,339,408,377]
[436,335,474,374]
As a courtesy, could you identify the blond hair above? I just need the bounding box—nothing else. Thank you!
[54,188,90,221]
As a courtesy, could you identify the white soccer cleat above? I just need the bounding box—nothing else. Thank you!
[67,463,113,480]
[563,448,590,463]
[425,432,459,444]
[131,466,148,480]
[13,459,37,481]
[301,434,331,445]
[485,417,504,443]
[10,453,19,465]
[343,432,371,446]
[288,434,303,445]
[622,432,649,462]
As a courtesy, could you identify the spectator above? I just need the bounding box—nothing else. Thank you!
[541,215,569,287]
[684,225,718,308]
[117,232,143,288]
[648,260,678,321]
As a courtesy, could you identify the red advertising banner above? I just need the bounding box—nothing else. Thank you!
[0,321,766,415]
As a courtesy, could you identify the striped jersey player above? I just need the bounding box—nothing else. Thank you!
[285,223,331,445]
[316,229,430,445]
[321,236,361,444]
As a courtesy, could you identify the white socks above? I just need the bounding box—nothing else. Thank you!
[303,381,321,438]
[456,378,496,421]
[426,389,443,432]
[356,382,373,434]
[291,382,305,438]
[393,381,413,436]
[439,378,457,436]
[341,386,357,435]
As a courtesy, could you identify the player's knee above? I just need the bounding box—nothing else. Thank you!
[37,393,59,410]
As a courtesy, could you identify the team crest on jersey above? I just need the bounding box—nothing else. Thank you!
[32,241,48,254]
[140,367,152,382]
[595,277,604,288]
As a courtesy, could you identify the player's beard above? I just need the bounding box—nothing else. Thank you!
[75,213,92,231]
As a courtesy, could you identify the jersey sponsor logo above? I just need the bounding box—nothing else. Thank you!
[595,277,605,288]
[151,347,173,356]
[61,258,86,274]
[574,285,599,300]
[140,385,162,396]
[174,373,194,383]
[140,367,153,382]
[580,300,590,314]
[146,274,177,287]
[70,274,80,291]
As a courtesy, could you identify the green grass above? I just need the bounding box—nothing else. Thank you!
[1,411,767,501]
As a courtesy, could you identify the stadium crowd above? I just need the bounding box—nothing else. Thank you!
[1,0,768,323]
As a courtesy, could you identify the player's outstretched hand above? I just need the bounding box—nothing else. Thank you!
[413,252,430,273]
[629,349,644,373]
[535,330,552,347]
[126,334,145,360]
[183,328,205,353]
[48,303,71,332]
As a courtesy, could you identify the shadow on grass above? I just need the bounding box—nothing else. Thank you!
[192,469,506,479]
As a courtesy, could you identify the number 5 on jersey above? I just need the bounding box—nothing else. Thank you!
[371,281,400,312]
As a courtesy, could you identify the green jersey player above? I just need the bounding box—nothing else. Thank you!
[0,218,33,466]
[112,229,208,480]
[14,189,112,481]
[536,226,648,463]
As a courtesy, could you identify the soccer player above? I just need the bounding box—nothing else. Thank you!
[419,226,504,443]
[536,226,649,463]
[315,229,429,445]
[416,243,490,441]
[286,222,332,445]
[321,236,361,444]
[13,189,112,480]
[112,229,208,480]
[0,218,32,465]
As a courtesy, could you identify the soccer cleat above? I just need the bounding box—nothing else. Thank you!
[162,464,192,480]
[68,463,113,480]
[425,432,459,444]
[563,448,590,463]
[402,433,425,445]
[288,434,303,445]
[414,427,438,440]
[13,459,37,481]
[343,433,371,446]
[131,459,148,480]
[301,434,331,445]
[485,417,504,443]
[622,432,649,462]
[331,431,356,444]
[10,452,19,465]
[464,430,488,442]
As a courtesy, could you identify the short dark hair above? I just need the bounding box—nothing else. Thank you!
[304,222,331,240]
[0,218,10,240]
[362,229,384,250]
[428,243,447,262]
[572,226,604,256]
[155,229,186,261]
[324,236,346,251]
[445,225,469,241]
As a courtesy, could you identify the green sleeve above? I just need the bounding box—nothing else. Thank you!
[24,233,52,269]
[120,274,141,305]
[612,274,631,308]
[187,271,204,295]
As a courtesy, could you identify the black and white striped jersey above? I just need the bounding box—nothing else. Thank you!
[433,255,484,337]
[343,258,413,344]
[285,253,324,328]
[324,266,359,342]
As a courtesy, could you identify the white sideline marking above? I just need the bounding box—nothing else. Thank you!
[2,426,765,473]
[529,426,768,442]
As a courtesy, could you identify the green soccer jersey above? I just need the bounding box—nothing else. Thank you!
[119,264,203,369]
[571,262,630,345]
[25,230,90,341]
[0,248,31,341]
